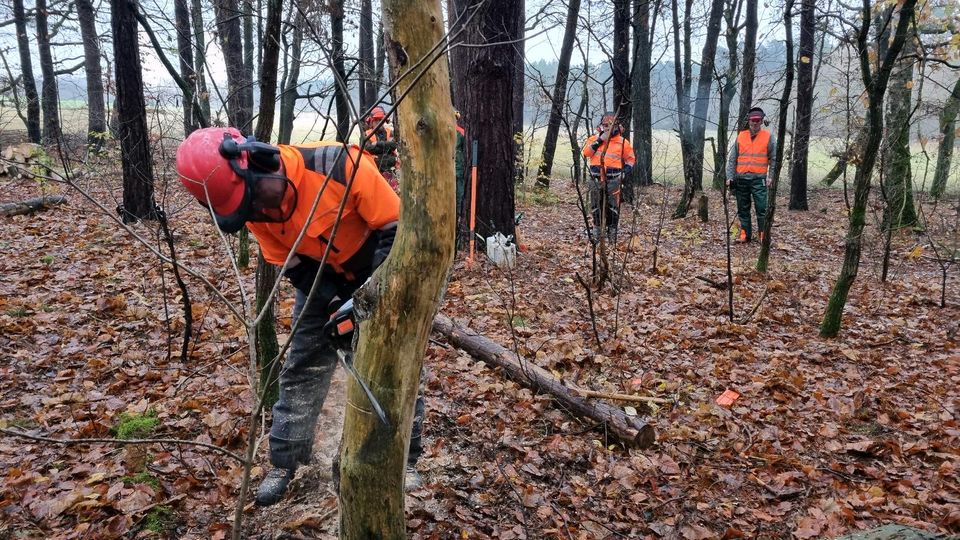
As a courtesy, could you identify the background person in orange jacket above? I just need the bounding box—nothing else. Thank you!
[726,107,778,243]
[176,127,425,505]
[582,112,636,243]
[363,106,400,190]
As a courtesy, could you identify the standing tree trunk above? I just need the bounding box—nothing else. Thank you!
[535,0,581,188]
[631,0,654,188]
[35,0,62,145]
[882,27,917,228]
[338,0,455,534]
[358,0,375,110]
[820,0,917,337]
[788,0,815,211]
[112,0,157,223]
[713,0,740,190]
[277,6,303,144]
[214,0,252,131]
[75,0,107,147]
[242,0,255,119]
[735,0,757,128]
[756,0,795,273]
[330,0,350,142]
[173,0,198,136]
[674,0,725,217]
[931,75,960,199]
[190,0,211,121]
[613,0,631,138]
[671,0,694,206]
[450,0,522,239]
[12,0,41,143]
[512,0,525,185]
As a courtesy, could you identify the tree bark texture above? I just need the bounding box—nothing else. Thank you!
[75,0,106,146]
[190,0,212,120]
[277,7,303,145]
[358,0,375,110]
[788,0,815,211]
[254,0,282,141]
[713,0,740,190]
[675,0,724,217]
[35,0,62,145]
[613,0,631,140]
[255,252,279,409]
[931,75,960,199]
[242,0,255,119]
[330,0,350,142]
[214,0,252,131]
[0,195,68,217]
[338,0,455,535]
[13,0,41,143]
[450,0,522,239]
[112,0,157,223]
[535,0,581,187]
[173,0,197,135]
[756,0,794,273]
[820,0,916,337]
[882,29,917,228]
[630,0,653,188]
[433,316,656,447]
[735,0,757,129]
[512,0,525,185]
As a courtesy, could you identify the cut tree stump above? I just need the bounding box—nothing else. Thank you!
[433,315,656,448]
[0,196,68,217]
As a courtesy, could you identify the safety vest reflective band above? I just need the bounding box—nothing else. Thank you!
[735,129,771,175]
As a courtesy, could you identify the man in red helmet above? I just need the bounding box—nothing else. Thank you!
[363,106,400,190]
[175,127,425,505]
[726,106,777,243]
[582,112,636,243]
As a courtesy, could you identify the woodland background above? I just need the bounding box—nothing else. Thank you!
[0,0,958,538]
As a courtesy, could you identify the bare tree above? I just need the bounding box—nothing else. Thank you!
[931,75,960,199]
[173,0,198,135]
[630,0,655,189]
[12,0,41,143]
[820,0,918,337]
[734,0,757,127]
[35,0,62,145]
[111,0,157,222]
[214,0,253,131]
[75,0,106,147]
[331,0,350,142]
[358,0,375,110]
[788,0,815,210]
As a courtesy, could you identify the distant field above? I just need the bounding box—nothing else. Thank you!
[1,104,957,192]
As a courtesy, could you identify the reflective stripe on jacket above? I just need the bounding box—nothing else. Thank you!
[582,134,636,170]
[735,129,771,175]
[247,143,400,275]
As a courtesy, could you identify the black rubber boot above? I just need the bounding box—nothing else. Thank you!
[255,468,295,506]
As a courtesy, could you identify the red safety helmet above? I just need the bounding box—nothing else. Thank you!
[176,127,293,233]
[368,106,387,121]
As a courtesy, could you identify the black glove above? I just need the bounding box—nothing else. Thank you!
[284,256,321,293]
[372,223,397,269]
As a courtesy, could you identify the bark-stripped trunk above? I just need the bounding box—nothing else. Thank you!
[338,0,455,534]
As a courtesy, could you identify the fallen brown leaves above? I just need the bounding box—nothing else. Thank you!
[0,157,957,539]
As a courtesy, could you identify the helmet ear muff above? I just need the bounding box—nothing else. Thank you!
[219,134,281,173]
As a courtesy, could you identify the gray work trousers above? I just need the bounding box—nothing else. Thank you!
[269,283,425,470]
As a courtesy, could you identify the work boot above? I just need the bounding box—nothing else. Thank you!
[736,229,750,243]
[255,468,295,506]
[404,466,423,491]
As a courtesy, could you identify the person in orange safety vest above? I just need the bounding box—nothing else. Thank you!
[582,112,636,243]
[175,127,425,505]
[725,106,778,243]
[363,106,400,190]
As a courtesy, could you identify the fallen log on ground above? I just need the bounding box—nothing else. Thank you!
[0,195,68,217]
[433,315,657,448]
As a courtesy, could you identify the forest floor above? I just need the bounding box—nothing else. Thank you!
[0,141,958,540]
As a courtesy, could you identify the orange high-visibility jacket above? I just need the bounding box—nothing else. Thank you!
[582,133,636,170]
[734,129,772,175]
[247,143,399,276]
